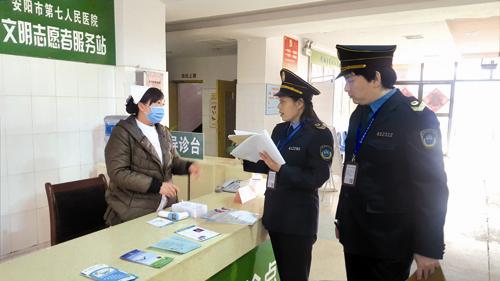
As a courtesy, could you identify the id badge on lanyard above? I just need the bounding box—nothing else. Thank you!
[267,171,276,189]
[343,109,379,187]
[343,162,358,186]
[268,123,303,189]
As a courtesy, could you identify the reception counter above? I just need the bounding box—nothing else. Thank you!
[0,192,268,281]
[96,156,254,201]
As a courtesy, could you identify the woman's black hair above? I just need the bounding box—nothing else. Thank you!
[290,96,322,124]
[126,87,164,115]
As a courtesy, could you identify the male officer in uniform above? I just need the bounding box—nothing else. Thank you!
[243,68,333,281]
[334,45,449,281]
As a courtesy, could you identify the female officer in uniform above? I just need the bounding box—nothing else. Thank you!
[243,68,333,281]
[104,86,200,226]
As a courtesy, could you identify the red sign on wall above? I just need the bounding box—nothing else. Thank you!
[283,36,298,72]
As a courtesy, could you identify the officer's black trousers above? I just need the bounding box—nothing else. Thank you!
[269,231,316,281]
[344,252,413,281]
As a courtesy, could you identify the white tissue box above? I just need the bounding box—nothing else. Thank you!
[171,201,208,218]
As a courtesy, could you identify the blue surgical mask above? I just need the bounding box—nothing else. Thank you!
[147,106,165,124]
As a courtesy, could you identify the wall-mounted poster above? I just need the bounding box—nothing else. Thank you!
[266,84,280,115]
[147,71,163,90]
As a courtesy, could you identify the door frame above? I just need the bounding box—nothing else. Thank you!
[216,80,237,157]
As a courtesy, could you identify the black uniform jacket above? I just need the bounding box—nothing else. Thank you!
[335,90,449,259]
[243,120,333,236]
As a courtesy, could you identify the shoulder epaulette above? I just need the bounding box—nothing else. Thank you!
[314,122,327,130]
[409,99,426,112]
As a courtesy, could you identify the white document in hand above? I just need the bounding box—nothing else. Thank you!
[230,130,285,165]
[228,130,258,145]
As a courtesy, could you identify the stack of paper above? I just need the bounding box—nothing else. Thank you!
[229,130,285,164]
[228,130,257,145]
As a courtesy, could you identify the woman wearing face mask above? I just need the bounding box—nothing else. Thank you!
[243,69,334,281]
[104,87,200,226]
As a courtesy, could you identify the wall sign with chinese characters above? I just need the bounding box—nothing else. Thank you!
[181,73,197,79]
[311,49,340,68]
[283,36,298,72]
[171,131,204,160]
[0,0,115,65]
[209,93,217,128]
[146,71,163,90]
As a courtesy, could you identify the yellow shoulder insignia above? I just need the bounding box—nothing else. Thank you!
[314,122,327,130]
[409,100,426,112]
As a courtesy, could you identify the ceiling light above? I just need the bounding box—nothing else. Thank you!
[404,34,424,40]
[464,31,478,36]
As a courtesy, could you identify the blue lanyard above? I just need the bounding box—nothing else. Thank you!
[277,123,303,151]
[352,109,380,162]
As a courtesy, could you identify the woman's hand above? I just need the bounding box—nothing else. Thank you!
[159,181,179,198]
[188,162,201,179]
[259,151,281,172]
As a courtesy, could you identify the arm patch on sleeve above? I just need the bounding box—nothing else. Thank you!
[320,145,333,160]
[420,129,438,148]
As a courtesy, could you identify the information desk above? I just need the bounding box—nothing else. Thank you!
[0,192,267,281]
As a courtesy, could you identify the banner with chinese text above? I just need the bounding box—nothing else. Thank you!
[311,49,340,68]
[171,131,204,160]
[0,0,115,65]
[282,36,298,72]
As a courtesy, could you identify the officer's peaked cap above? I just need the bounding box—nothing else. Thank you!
[335,45,396,79]
[274,68,320,100]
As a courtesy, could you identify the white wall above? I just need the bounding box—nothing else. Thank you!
[115,0,166,71]
[0,54,119,258]
[311,80,335,127]
[237,36,310,134]
[167,55,237,156]
[0,0,167,260]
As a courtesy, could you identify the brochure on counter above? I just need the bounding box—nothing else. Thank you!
[120,249,173,268]
[80,264,137,281]
[204,207,259,225]
[147,217,173,228]
[149,235,201,254]
[175,225,220,242]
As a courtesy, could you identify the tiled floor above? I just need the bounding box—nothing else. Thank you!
[310,155,500,281]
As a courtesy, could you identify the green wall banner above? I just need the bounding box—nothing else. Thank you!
[208,240,279,281]
[0,0,115,65]
[171,131,204,160]
[311,50,339,68]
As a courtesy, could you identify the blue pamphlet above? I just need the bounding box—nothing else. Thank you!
[120,249,173,268]
[80,264,137,281]
[149,235,201,254]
